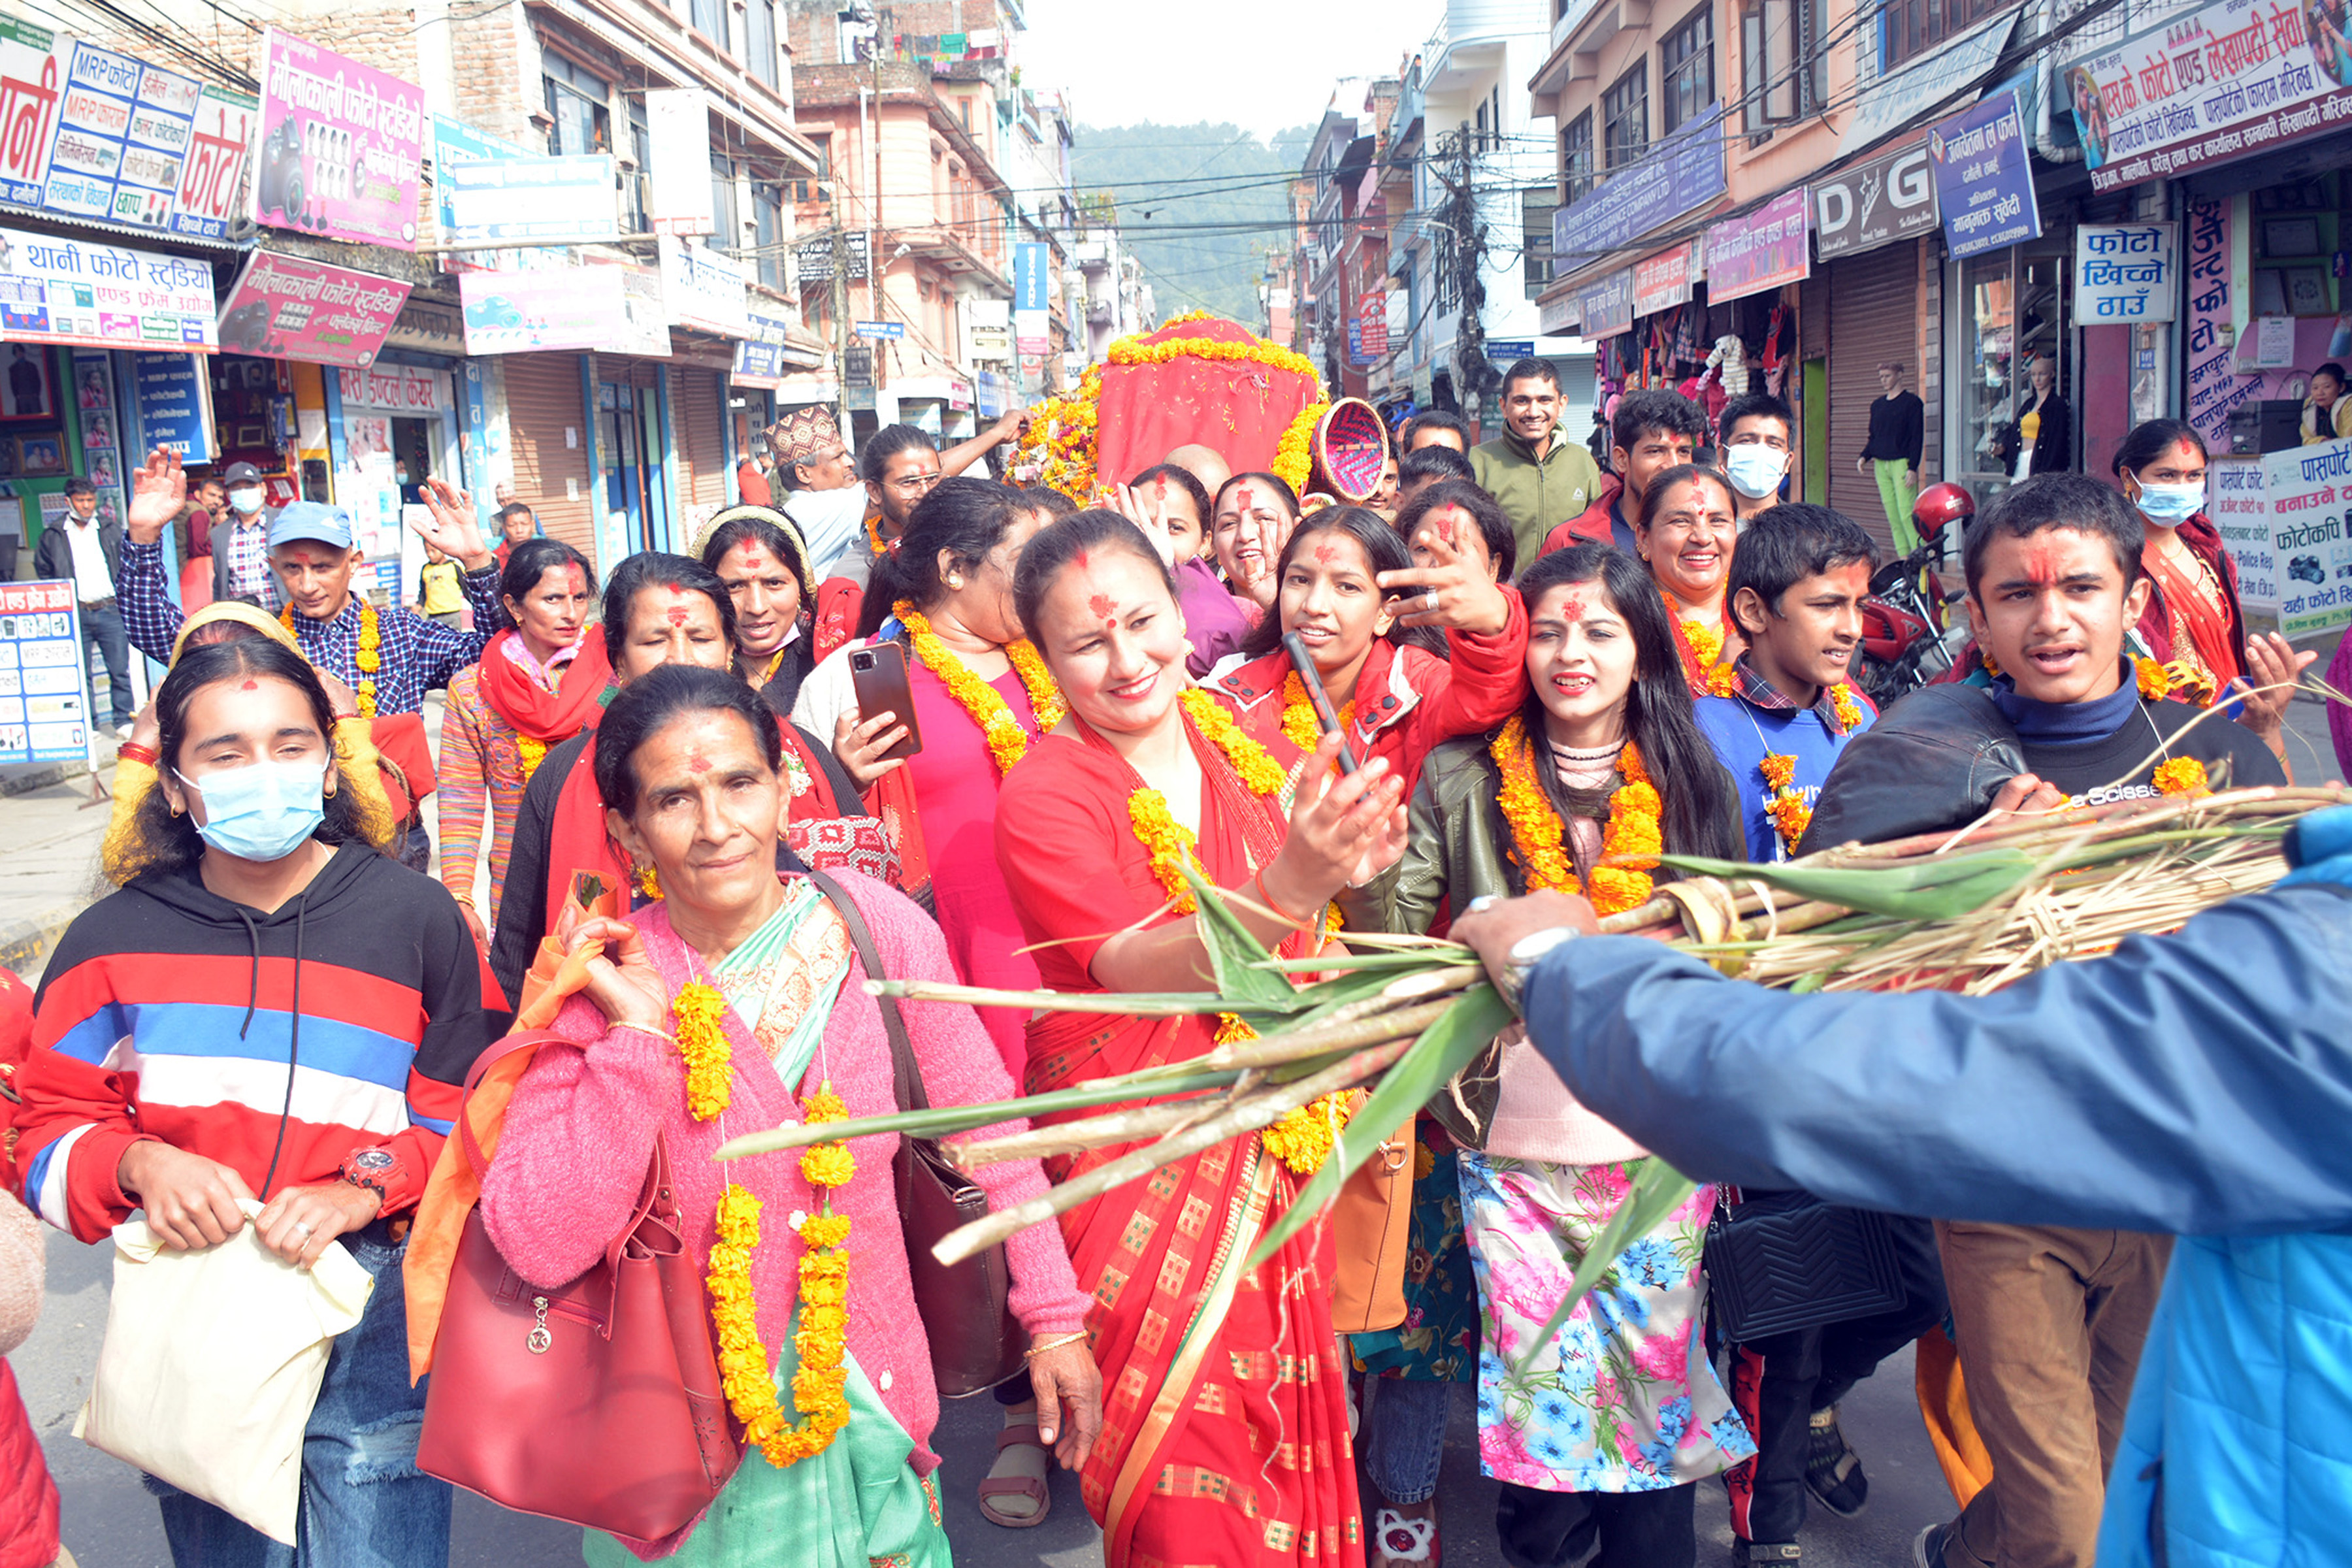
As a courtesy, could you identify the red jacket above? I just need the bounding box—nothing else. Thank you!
[1541,473,1627,558]
[1208,587,1529,796]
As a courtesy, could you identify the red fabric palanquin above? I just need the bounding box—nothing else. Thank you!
[1091,318,1320,486]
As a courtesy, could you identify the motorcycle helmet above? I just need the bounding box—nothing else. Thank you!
[1911,481,1974,543]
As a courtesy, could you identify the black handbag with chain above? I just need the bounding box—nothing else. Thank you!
[1702,1186,1905,1343]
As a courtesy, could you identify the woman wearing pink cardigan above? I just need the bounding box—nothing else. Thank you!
[481,664,1101,1565]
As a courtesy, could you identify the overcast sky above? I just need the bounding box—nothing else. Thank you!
[1015,0,1445,137]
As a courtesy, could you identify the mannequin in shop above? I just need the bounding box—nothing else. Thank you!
[1856,363,1924,551]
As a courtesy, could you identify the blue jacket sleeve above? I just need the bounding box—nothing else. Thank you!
[1522,883,2352,1236]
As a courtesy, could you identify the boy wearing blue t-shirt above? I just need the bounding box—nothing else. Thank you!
[1693,504,1881,863]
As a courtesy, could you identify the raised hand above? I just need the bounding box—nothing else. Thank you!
[409,478,495,570]
[1106,482,1178,568]
[1262,731,1408,911]
[126,448,188,546]
[1377,526,1512,635]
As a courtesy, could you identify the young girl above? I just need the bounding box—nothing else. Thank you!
[1124,463,1252,674]
[1386,542,1752,1568]
[994,509,1407,1567]
[1637,464,1740,694]
[1209,506,1527,794]
[1209,470,1301,618]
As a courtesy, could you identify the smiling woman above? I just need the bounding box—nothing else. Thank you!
[1637,463,1741,694]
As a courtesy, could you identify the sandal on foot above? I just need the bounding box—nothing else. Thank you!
[1369,1499,1439,1567]
[1805,1405,1869,1518]
[977,1422,1052,1529]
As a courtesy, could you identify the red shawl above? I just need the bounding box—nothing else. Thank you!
[474,629,612,745]
[993,717,1363,1568]
[2137,516,2245,694]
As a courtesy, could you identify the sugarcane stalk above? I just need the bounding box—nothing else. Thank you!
[948,1090,1230,1168]
[710,1066,1246,1160]
[1200,996,1461,1071]
[865,979,1225,1016]
[928,1032,1418,1266]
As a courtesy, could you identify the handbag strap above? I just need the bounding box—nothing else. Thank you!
[455,1030,564,1181]
[804,871,928,1114]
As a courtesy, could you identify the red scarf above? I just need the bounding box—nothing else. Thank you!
[2140,522,2242,691]
[474,628,612,745]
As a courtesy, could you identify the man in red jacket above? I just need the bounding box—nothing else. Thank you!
[1543,389,1708,559]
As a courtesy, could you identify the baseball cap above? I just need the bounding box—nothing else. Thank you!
[222,461,265,486]
[267,501,356,551]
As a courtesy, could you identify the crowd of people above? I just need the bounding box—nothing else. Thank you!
[1,348,2340,1568]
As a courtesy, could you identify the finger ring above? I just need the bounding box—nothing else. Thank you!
[1465,894,1500,914]
[1424,590,1440,612]
[293,1220,313,1239]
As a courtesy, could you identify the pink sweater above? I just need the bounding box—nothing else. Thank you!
[479,872,1089,1516]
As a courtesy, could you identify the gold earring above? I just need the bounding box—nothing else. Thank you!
[947,574,963,588]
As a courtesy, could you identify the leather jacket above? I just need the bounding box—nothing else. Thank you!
[1795,683,2025,854]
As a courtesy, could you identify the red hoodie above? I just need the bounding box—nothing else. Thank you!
[1540,473,1627,559]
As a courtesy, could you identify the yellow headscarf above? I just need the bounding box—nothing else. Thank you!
[103,601,401,883]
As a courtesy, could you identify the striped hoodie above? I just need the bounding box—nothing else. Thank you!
[17,843,498,1242]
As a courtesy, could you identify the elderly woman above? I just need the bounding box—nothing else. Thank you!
[701,506,819,717]
[480,665,1102,1565]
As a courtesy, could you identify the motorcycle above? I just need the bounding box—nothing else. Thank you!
[1857,482,1974,704]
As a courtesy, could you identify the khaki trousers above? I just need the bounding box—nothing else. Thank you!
[1931,1221,2172,1568]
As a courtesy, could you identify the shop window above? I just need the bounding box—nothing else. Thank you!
[711,154,740,239]
[1435,225,1459,316]
[691,0,730,52]
[1603,63,1648,169]
[1661,7,1715,135]
[1743,0,1830,138]
[745,0,779,89]
[542,54,611,158]
[1560,110,1595,204]
[1522,191,1557,294]
[1881,0,2008,74]
[1954,245,2070,499]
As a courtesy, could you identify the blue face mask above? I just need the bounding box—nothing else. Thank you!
[176,759,327,862]
[2134,479,2204,523]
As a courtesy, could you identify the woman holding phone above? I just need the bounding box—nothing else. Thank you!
[1207,506,1528,798]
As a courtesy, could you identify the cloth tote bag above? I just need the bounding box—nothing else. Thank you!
[75,1200,373,1544]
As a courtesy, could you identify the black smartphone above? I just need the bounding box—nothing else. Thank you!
[1281,630,1359,774]
[849,642,923,762]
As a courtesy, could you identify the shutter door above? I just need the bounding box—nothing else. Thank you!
[504,354,595,567]
[679,367,726,515]
[1827,240,1920,553]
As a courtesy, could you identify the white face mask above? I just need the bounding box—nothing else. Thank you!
[227,487,264,515]
[1723,444,1789,500]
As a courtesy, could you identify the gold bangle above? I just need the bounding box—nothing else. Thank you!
[613,1021,678,1046]
[1024,1330,1090,1359]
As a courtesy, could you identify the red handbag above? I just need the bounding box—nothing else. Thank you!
[416,1037,740,1543]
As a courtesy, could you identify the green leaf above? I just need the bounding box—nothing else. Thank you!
[1509,1158,1701,1378]
[1243,982,1514,1269]
[711,1066,1243,1160]
[1656,847,2041,921]
[1182,862,1306,1011]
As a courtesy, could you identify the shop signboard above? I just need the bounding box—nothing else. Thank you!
[2063,0,2352,194]
[217,251,409,367]
[175,85,257,242]
[250,29,426,250]
[0,17,59,204]
[1356,289,1388,358]
[383,297,465,357]
[1577,267,1637,340]
[441,149,615,247]
[2074,222,2179,322]
[37,41,203,231]
[734,310,796,387]
[336,363,446,413]
[1928,85,2043,261]
[613,263,672,358]
[977,370,1009,419]
[0,225,216,351]
[432,117,570,272]
[1014,242,1051,353]
[962,297,1011,363]
[1705,189,1811,302]
[459,265,628,354]
[0,579,89,764]
[644,89,712,237]
[131,352,214,462]
[1812,137,1938,261]
[1486,339,1535,360]
[2265,438,2352,638]
[794,231,870,282]
[1551,105,1727,269]
[659,236,747,338]
[2184,197,2261,449]
[1632,243,1695,315]
[2210,457,2277,611]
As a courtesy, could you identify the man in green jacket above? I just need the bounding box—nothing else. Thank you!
[1471,357,1601,573]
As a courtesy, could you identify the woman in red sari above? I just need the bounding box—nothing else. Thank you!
[995,510,1409,1568]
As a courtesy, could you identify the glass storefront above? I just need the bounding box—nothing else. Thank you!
[1949,237,2072,506]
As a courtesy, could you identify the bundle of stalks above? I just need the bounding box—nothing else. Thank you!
[713,783,2349,1321]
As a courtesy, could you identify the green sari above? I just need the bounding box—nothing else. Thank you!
[585,881,953,1568]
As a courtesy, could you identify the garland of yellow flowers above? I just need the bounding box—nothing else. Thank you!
[1279,672,1354,755]
[1987,651,2212,707]
[1759,752,1810,857]
[671,980,857,1465]
[2153,755,2210,796]
[284,598,380,717]
[1260,1090,1356,1174]
[1272,402,1325,497]
[1827,681,1865,731]
[1489,714,1662,914]
[1659,591,1723,687]
[1107,333,1320,382]
[864,515,889,558]
[514,733,549,782]
[895,601,1066,776]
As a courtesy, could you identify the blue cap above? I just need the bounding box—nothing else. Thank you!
[267,501,356,551]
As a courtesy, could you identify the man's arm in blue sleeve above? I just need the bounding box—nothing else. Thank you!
[1524,883,2352,1236]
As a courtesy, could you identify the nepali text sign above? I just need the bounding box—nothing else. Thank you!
[1929,86,2042,261]
[336,363,446,412]
[0,17,59,206]
[1705,188,1811,302]
[459,266,629,354]
[2210,457,2276,610]
[0,580,88,763]
[251,29,425,249]
[39,41,203,231]
[2063,0,2352,193]
[1813,137,1938,260]
[2076,222,2179,322]
[2266,438,2352,638]
[0,226,215,350]
[658,237,747,338]
[217,252,409,367]
[1577,267,1636,340]
[1551,105,1727,267]
[2184,197,2260,449]
[1356,289,1388,357]
[131,352,213,462]
[176,85,255,242]
[734,309,796,387]
[1632,242,1693,316]
[442,150,615,246]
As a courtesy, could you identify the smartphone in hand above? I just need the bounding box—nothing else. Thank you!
[850,642,924,761]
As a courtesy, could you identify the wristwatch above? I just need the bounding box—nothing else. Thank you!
[1499,925,1579,1013]
[339,1147,402,1206]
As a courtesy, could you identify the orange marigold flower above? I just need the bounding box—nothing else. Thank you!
[2153,755,2210,797]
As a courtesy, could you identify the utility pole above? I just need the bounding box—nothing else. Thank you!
[830,182,853,445]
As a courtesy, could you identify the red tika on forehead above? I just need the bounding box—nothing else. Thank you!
[737,540,763,561]
[1558,594,1587,622]
[688,753,711,773]
[666,606,690,625]
[1313,538,1341,566]
[2022,540,2063,584]
[241,679,259,691]
[1088,593,1116,627]
[1233,486,1254,514]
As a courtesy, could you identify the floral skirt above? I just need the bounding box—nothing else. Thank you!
[1350,1132,1479,1382]
[1458,1152,1754,1495]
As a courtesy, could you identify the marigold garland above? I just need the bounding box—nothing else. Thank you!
[1829,681,1865,732]
[1759,750,1812,857]
[1181,687,1287,796]
[1107,334,1320,382]
[708,1084,856,1468]
[2134,656,2169,699]
[634,861,662,900]
[1659,591,1723,689]
[896,602,1066,776]
[2153,755,2210,797]
[672,981,732,1120]
[1279,672,1354,755]
[1128,694,1288,913]
[1272,402,1326,497]
[1490,715,1661,914]
[286,598,380,717]
[864,515,889,558]
[1260,1090,1355,1173]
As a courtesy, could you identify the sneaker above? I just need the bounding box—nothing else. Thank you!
[1804,1405,1868,1518]
[1912,1520,1956,1568]
[1740,1544,1801,1565]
